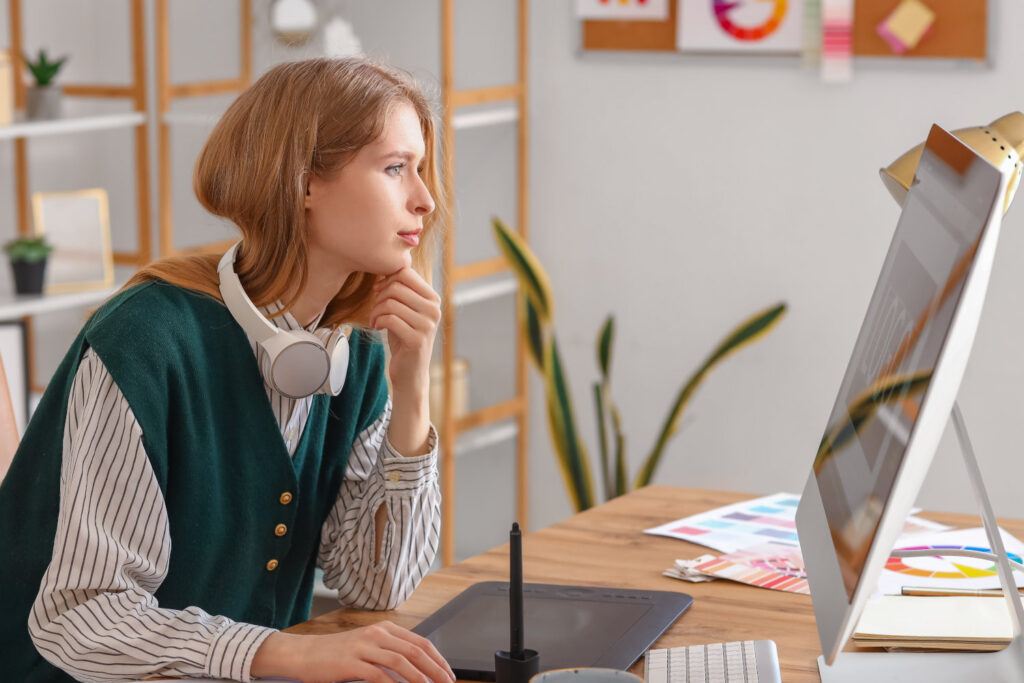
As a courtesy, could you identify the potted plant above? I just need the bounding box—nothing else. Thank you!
[4,235,53,295]
[22,49,67,120]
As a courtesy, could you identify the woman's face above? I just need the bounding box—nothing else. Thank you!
[305,101,435,284]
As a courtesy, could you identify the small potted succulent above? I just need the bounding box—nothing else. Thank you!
[4,235,53,294]
[22,49,67,120]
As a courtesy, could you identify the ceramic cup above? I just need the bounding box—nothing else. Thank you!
[531,667,643,683]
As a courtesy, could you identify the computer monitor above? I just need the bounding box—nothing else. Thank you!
[795,123,1017,680]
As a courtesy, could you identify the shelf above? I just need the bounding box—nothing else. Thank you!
[452,106,518,131]
[451,274,517,307]
[161,106,519,132]
[0,284,121,320]
[161,111,221,127]
[455,420,518,457]
[0,112,146,140]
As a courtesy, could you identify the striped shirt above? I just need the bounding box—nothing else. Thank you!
[27,302,440,683]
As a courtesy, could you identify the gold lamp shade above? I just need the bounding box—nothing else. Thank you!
[880,111,1024,214]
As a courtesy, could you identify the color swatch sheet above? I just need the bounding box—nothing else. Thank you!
[693,542,810,594]
[876,527,1024,596]
[645,492,950,554]
[645,492,803,553]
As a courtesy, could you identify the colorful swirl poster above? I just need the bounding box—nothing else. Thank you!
[677,0,804,53]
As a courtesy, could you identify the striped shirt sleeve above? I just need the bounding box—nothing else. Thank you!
[28,349,274,683]
[318,399,441,610]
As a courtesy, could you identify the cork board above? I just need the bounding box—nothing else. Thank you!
[582,0,986,59]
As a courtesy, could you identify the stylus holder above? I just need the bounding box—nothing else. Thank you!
[495,649,539,683]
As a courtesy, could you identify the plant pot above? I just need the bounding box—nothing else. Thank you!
[10,259,47,295]
[25,85,61,120]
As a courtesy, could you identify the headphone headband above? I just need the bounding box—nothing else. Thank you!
[217,242,278,344]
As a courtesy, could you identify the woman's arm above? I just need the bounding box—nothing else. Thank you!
[28,349,274,682]
[317,400,441,610]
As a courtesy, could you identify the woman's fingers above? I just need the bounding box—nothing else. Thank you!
[371,297,429,334]
[374,312,419,347]
[374,280,441,322]
[379,622,456,681]
[375,266,440,304]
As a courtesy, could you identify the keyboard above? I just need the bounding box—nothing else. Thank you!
[644,640,782,683]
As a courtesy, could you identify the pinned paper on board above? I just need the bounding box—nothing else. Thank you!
[876,0,936,54]
[677,0,804,53]
[576,0,669,21]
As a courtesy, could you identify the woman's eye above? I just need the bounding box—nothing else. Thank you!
[386,163,405,177]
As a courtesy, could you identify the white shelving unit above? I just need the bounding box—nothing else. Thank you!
[159,106,518,133]
[452,106,518,131]
[451,274,517,307]
[0,112,146,141]
[455,420,518,457]
[0,285,122,321]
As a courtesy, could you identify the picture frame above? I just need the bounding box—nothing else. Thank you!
[31,188,114,294]
[0,319,29,436]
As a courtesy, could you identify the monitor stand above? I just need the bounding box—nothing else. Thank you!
[818,402,1024,683]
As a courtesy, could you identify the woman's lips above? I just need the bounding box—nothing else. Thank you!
[398,228,421,247]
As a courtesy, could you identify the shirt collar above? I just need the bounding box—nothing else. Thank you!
[258,301,325,332]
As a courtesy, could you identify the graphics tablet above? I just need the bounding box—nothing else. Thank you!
[412,582,693,681]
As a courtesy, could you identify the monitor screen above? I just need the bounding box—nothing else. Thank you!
[812,127,1003,600]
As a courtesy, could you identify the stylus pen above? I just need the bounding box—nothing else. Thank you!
[510,522,524,659]
[900,586,1022,597]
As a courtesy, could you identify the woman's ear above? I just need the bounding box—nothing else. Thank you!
[304,175,315,209]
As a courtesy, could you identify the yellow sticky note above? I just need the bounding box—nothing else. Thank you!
[878,0,936,53]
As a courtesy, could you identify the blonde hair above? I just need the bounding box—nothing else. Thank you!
[126,57,447,328]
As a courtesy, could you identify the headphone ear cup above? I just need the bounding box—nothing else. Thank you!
[326,331,350,395]
[263,330,332,399]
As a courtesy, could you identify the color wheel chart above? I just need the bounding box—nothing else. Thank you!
[874,528,1024,596]
[887,546,1024,580]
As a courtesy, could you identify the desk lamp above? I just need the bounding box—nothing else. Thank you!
[880,111,1024,214]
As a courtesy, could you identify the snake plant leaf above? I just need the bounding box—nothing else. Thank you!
[814,369,933,471]
[614,429,627,497]
[593,383,612,500]
[492,217,553,323]
[598,316,614,380]
[544,337,595,511]
[521,293,545,371]
[609,400,626,497]
[633,302,787,489]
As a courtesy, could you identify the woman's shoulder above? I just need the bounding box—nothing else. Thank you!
[89,280,225,330]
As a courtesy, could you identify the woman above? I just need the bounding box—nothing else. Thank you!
[0,57,456,683]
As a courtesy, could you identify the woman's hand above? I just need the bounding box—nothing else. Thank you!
[370,267,440,456]
[251,622,456,683]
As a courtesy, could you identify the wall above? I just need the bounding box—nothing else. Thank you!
[525,0,1024,533]
[4,1,1024,563]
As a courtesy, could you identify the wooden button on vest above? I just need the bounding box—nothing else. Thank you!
[274,524,287,537]
[266,559,279,571]
[279,492,293,505]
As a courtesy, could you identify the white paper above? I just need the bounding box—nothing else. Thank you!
[677,0,804,53]
[645,492,803,553]
[645,492,952,554]
[577,0,669,21]
[855,595,1017,641]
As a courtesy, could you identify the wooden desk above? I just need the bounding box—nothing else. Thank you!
[290,485,1024,682]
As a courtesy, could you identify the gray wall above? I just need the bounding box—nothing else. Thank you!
[4,1,1024,563]
[526,1,1024,532]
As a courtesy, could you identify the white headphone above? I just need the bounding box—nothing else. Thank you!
[217,241,349,399]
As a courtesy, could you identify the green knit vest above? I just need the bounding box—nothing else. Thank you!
[0,281,389,682]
